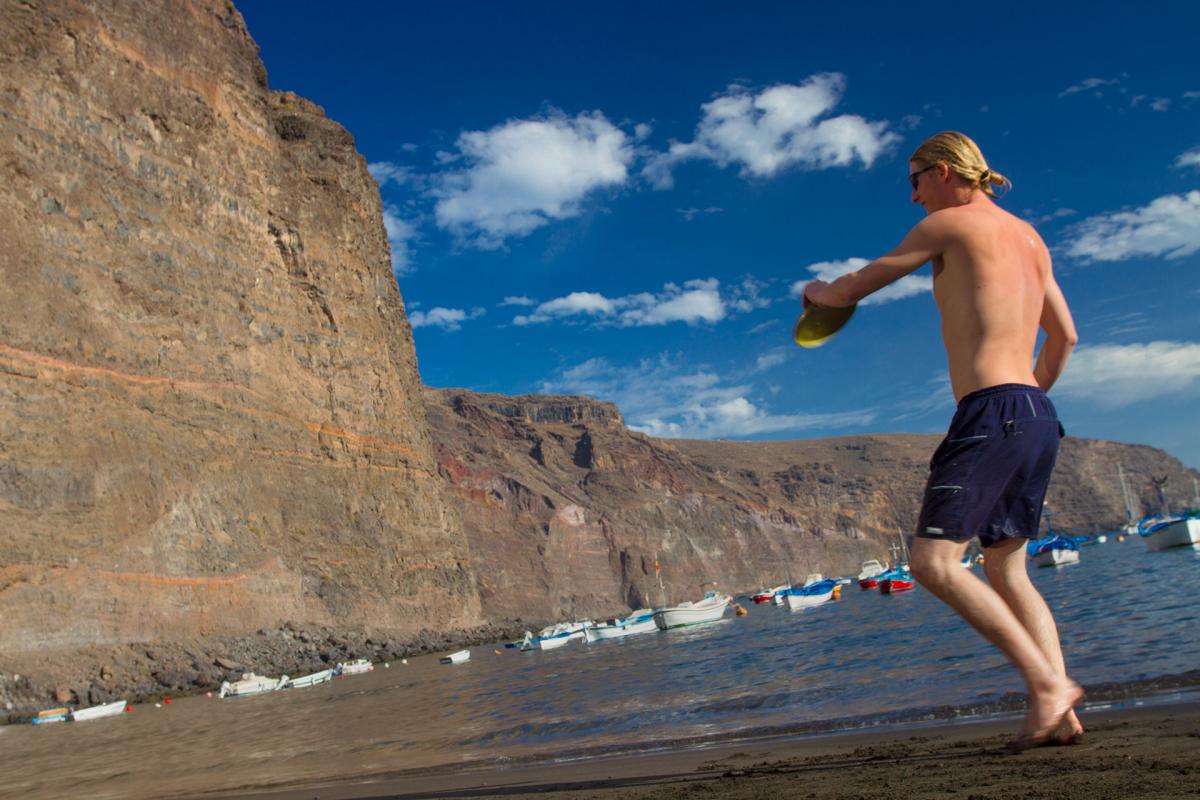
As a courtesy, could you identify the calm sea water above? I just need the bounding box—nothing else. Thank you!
[4,539,1198,799]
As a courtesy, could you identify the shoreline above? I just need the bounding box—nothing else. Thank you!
[185,699,1200,799]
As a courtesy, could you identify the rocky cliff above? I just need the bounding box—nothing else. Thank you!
[424,388,1199,622]
[0,0,480,664]
[2,0,1197,719]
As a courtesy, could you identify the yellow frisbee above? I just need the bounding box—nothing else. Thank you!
[792,302,856,348]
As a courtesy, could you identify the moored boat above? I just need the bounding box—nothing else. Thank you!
[751,585,787,604]
[439,649,470,664]
[336,659,374,675]
[519,620,590,651]
[857,559,886,580]
[584,610,657,641]
[782,579,837,609]
[70,700,127,721]
[878,565,915,594]
[1027,534,1081,567]
[30,707,68,725]
[218,672,288,698]
[653,591,731,629]
[284,669,334,689]
[1141,515,1200,551]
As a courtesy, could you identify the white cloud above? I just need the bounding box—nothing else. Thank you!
[727,276,773,312]
[789,257,932,306]
[676,206,724,221]
[500,295,537,306]
[1173,146,1200,170]
[541,355,876,439]
[432,111,635,248]
[1054,341,1200,407]
[644,73,900,189]
[408,306,484,332]
[513,279,727,327]
[382,206,419,275]
[1027,207,1077,225]
[1063,191,1200,262]
[369,161,417,187]
[753,348,788,372]
[1150,97,1171,112]
[1058,77,1119,97]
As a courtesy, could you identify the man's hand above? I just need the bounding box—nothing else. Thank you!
[802,280,838,308]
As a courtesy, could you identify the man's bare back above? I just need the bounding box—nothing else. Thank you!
[802,165,1076,401]
[927,200,1049,400]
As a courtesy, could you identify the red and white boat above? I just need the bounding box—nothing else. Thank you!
[879,566,915,594]
[751,584,788,603]
[857,559,886,590]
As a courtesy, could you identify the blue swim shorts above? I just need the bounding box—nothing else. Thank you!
[916,383,1064,548]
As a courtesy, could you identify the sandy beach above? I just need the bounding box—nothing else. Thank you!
[196,700,1200,800]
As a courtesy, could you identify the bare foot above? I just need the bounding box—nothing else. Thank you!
[1053,709,1084,745]
[1008,678,1083,752]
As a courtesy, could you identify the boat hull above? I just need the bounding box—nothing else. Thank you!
[440,649,470,664]
[584,617,657,641]
[1144,518,1200,551]
[858,578,879,590]
[880,579,915,594]
[785,590,832,609]
[654,596,731,629]
[70,700,127,721]
[1032,548,1081,567]
[285,669,334,689]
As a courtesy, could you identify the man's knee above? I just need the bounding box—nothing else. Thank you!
[910,550,949,586]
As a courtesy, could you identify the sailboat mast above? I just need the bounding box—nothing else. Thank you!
[654,551,666,606]
[1118,462,1136,523]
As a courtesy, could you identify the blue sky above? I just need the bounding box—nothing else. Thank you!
[239,1,1200,470]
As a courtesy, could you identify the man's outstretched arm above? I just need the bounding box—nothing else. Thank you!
[1033,270,1078,391]
[804,216,946,307]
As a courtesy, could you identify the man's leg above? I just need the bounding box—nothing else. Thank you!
[909,537,1081,743]
[983,539,1083,741]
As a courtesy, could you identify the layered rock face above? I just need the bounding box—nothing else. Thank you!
[0,0,480,657]
[425,388,1199,622]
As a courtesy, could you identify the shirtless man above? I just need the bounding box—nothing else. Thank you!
[803,131,1083,749]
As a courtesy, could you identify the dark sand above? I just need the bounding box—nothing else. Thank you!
[196,701,1200,800]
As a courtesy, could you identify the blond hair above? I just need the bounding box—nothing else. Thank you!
[910,131,1011,198]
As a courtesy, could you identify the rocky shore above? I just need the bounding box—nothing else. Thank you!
[1,621,525,724]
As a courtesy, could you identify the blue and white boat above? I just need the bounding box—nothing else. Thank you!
[780,578,838,609]
[1027,534,1080,567]
[584,609,657,642]
[1140,513,1200,551]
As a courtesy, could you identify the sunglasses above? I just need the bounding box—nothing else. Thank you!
[909,164,938,190]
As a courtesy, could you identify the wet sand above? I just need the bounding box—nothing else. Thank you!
[194,701,1200,800]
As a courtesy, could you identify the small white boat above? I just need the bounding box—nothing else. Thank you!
[584,610,657,641]
[1027,534,1081,568]
[218,672,288,698]
[336,659,374,675]
[30,707,69,725]
[856,560,886,580]
[653,591,731,630]
[1142,517,1200,550]
[284,669,334,689]
[70,700,127,721]
[1032,548,1080,567]
[439,649,470,664]
[519,621,590,651]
